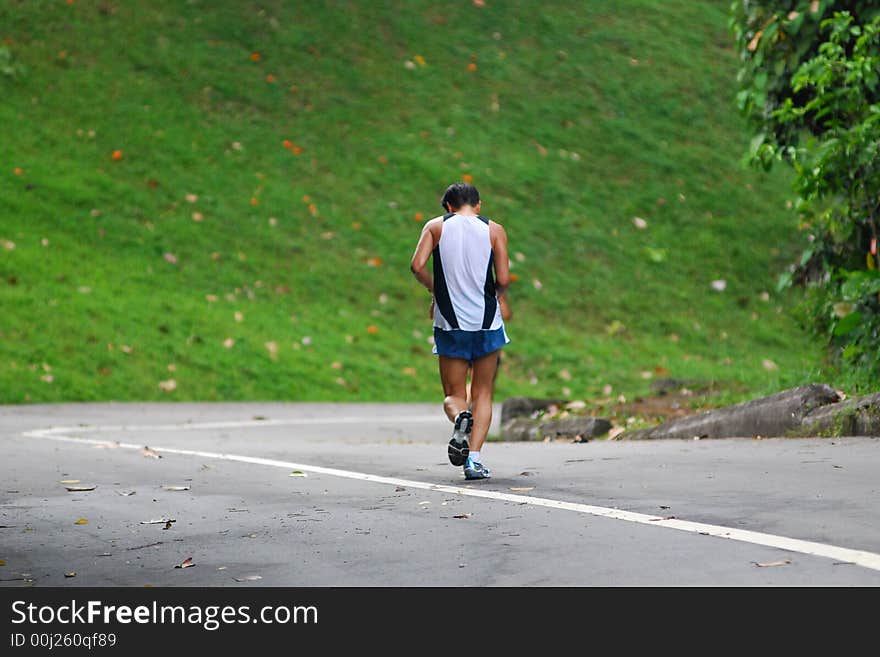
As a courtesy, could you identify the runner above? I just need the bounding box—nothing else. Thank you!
[410,182,511,480]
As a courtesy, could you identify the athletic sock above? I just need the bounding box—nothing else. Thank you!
[469,451,481,463]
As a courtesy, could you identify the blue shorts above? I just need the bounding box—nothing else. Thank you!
[433,326,509,361]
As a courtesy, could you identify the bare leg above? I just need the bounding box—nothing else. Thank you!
[467,351,500,452]
[438,356,470,423]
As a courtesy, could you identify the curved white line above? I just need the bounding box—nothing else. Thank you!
[21,422,880,573]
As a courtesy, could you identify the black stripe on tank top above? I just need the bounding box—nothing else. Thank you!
[432,246,459,329]
[482,251,498,330]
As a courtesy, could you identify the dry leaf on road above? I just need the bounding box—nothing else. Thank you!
[453,513,471,519]
[754,559,791,568]
[509,487,534,492]
[65,485,96,492]
[175,557,194,569]
[161,485,190,491]
[140,446,162,459]
[234,575,262,582]
[74,518,88,525]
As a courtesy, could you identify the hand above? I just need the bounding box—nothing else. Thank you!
[499,295,512,321]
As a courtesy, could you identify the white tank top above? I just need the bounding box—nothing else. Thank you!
[432,213,504,332]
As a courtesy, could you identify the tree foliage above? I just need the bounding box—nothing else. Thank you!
[731,1,880,381]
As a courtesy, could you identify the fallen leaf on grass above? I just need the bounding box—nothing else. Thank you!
[140,446,162,459]
[288,471,307,477]
[509,487,534,492]
[158,379,177,392]
[65,485,96,492]
[754,559,791,568]
[74,518,88,525]
[162,485,191,491]
[234,575,262,582]
[175,557,194,569]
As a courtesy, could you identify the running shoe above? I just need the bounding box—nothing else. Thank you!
[463,457,491,480]
[448,410,472,466]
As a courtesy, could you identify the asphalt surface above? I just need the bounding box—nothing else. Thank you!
[2,402,880,586]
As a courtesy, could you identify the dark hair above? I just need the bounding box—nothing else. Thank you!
[440,182,480,211]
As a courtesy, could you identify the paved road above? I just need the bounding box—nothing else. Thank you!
[2,402,879,586]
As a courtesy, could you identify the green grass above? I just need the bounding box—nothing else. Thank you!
[0,0,850,405]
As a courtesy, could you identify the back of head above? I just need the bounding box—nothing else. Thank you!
[440,182,480,211]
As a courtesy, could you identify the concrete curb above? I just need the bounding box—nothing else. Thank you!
[501,416,613,442]
[794,392,880,437]
[499,397,612,442]
[621,384,842,440]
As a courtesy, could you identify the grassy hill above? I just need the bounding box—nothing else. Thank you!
[0,0,834,406]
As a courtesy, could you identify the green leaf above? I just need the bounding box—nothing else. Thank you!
[644,247,666,263]
[799,246,815,266]
[832,311,862,337]
[776,270,794,292]
[841,343,860,361]
[840,269,880,300]
[749,132,766,156]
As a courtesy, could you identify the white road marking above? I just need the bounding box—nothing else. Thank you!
[26,415,442,434]
[22,422,880,573]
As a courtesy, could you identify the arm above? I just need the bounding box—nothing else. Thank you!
[410,219,440,294]
[499,292,513,321]
[411,219,441,317]
[490,221,511,303]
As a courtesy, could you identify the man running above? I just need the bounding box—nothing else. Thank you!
[410,182,511,480]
